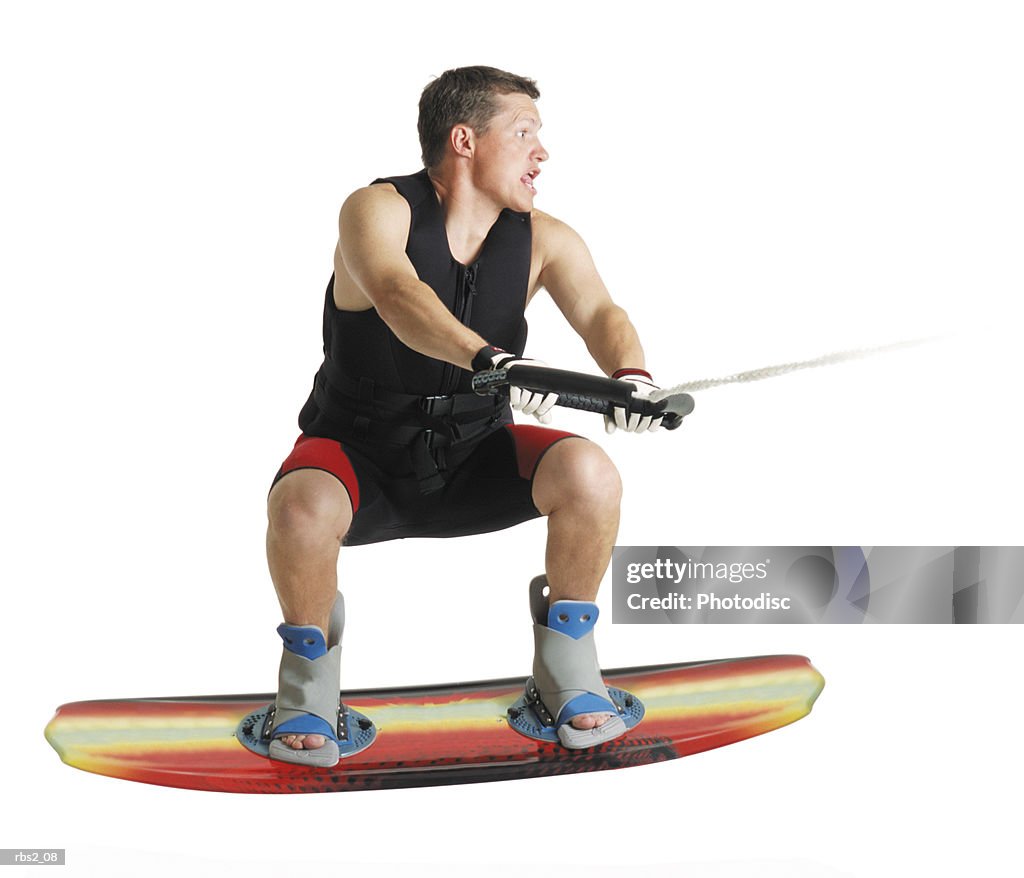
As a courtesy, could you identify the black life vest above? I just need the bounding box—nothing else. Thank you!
[297,169,533,491]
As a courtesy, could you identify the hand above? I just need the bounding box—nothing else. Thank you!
[605,369,663,434]
[473,345,559,424]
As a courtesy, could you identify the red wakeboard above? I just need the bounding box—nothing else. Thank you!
[44,655,824,794]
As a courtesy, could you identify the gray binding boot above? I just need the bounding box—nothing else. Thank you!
[266,594,346,762]
[235,591,376,766]
[507,575,643,748]
[267,592,346,767]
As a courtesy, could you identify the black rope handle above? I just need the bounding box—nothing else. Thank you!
[471,364,695,430]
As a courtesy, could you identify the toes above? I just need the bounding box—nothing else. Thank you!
[278,733,327,750]
[570,713,613,730]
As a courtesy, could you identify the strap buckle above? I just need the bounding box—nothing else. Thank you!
[421,394,456,417]
[421,395,456,451]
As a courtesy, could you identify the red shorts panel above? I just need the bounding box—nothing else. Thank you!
[275,435,360,512]
[506,424,579,480]
[270,424,582,546]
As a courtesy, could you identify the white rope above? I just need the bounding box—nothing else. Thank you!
[651,338,934,399]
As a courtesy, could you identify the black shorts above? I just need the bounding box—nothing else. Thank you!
[271,423,581,546]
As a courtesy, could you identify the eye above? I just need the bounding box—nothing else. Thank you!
[516,130,528,138]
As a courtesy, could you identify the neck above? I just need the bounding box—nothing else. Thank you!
[427,167,502,265]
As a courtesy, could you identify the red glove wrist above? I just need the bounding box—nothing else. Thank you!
[472,345,509,372]
[612,368,653,381]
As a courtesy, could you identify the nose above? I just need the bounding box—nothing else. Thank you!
[534,139,549,163]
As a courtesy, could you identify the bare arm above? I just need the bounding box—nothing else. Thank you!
[337,186,486,370]
[535,213,649,376]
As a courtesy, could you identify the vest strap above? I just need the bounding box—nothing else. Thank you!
[312,359,506,493]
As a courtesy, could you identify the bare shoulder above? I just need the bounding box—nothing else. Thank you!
[531,208,584,251]
[531,208,595,283]
[334,183,417,309]
[339,182,410,233]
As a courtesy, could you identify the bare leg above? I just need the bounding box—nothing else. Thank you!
[531,438,623,729]
[266,469,353,750]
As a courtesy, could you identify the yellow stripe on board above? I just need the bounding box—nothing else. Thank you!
[49,712,242,733]
[348,698,509,734]
[627,667,820,703]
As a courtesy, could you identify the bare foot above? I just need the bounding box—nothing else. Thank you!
[570,713,613,730]
[277,733,327,750]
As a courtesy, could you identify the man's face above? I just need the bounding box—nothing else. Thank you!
[470,92,548,212]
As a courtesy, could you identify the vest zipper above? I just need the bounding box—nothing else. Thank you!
[443,261,480,394]
[463,261,479,326]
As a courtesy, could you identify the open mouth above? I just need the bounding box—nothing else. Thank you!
[521,168,540,193]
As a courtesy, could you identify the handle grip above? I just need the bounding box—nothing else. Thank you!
[471,364,695,430]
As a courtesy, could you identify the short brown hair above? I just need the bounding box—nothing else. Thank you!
[418,66,540,170]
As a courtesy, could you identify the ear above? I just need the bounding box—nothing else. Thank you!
[450,123,475,159]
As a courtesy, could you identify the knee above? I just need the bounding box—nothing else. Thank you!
[536,439,622,514]
[268,471,353,546]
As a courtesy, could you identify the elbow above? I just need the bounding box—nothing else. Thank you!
[586,304,631,343]
[367,277,406,327]
[368,278,426,351]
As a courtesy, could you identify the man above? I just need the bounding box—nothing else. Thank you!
[266,66,662,767]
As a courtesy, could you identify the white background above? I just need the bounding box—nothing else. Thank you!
[2,2,1022,876]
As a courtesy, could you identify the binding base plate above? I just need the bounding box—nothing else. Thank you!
[506,679,645,744]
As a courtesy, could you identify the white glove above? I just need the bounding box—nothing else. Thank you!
[605,369,663,434]
[473,345,559,425]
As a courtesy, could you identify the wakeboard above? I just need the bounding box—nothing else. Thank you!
[44,654,823,794]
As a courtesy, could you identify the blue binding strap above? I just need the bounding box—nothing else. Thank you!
[277,623,327,660]
[556,692,618,727]
[271,713,336,740]
[546,601,599,640]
